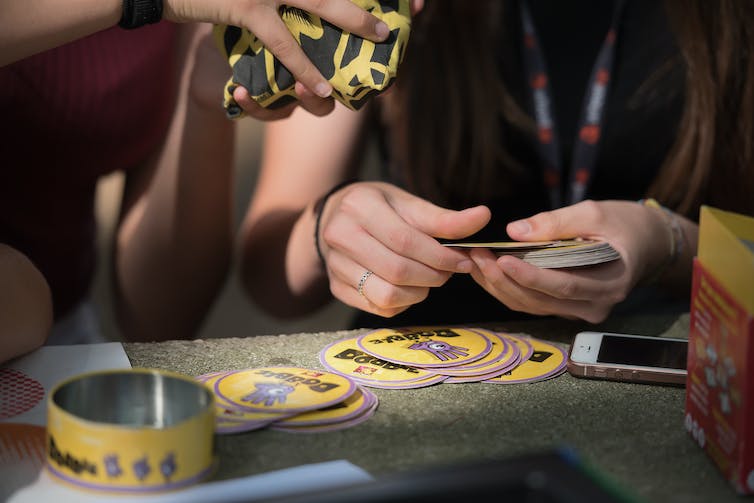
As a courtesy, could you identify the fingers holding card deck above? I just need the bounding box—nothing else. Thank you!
[320,183,475,276]
[468,248,622,324]
[317,182,471,314]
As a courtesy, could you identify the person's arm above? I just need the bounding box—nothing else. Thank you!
[112,24,234,342]
[239,103,490,320]
[0,243,53,363]
[239,103,367,317]
[1,0,389,100]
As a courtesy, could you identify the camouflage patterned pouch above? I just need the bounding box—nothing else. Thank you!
[213,0,411,117]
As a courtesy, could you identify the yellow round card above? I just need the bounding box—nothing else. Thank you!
[436,329,520,377]
[500,334,535,364]
[199,373,292,433]
[356,327,492,368]
[320,336,439,384]
[275,386,376,427]
[484,338,567,384]
[214,367,357,414]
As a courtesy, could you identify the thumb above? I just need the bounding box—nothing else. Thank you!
[507,201,601,241]
[390,193,491,239]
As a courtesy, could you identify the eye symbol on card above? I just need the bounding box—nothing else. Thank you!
[408,340,469,361]
[241,383,295,406]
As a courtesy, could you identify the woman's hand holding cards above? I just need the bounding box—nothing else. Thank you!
[467,200,674,323]
[317,182,490,317]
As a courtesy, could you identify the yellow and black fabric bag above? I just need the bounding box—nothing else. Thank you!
[213,0,411,117]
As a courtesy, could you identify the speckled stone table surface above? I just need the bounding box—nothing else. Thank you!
[124,313,739,503]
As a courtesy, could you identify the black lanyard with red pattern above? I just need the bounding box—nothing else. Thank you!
[520,0,626,208]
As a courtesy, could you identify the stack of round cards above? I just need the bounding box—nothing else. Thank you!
[319,327,567,389]
[195,367,377,435]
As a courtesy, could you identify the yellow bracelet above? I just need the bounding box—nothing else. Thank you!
[639,198,685,283]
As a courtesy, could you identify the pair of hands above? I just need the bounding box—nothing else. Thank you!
[168,0,425,120]
[317,183,671,323]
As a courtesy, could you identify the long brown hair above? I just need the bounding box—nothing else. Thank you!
[381,1,532,207]
[651,0,754,216]
[385,0,754,217]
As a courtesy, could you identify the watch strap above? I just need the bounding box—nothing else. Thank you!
[119,0,163,29]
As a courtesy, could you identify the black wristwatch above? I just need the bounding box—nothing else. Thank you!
[119,0,163,29]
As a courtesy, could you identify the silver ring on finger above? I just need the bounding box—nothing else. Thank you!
[357,270,374,299]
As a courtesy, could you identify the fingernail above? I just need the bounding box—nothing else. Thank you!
[315,82,332,98]
[510,220,531,235]
[375,21,390,39]
[456,259,473,273]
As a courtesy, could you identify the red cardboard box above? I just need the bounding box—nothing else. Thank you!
[685,206,754,494]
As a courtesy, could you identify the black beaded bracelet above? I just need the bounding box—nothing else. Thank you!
[119,0,163,29]
[313,179,358,270]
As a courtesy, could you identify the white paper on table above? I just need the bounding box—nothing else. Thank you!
[0,343,132,500]
[8,460,374,503]
[0,342,132,426]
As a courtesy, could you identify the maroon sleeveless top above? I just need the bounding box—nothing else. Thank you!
[0,22,178,318]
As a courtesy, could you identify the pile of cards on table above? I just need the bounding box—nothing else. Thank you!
[319,327,567,389]
[195,367,377,435]
[443,239,620,268]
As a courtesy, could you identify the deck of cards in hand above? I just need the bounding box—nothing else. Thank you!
[196,368,377,434]
[319,327,568,389]
[443,239,620,268]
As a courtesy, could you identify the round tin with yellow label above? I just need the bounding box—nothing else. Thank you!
[319,336,439,385]
[356,327,493,368]
[46,369,215,493]
[214,367,357,414]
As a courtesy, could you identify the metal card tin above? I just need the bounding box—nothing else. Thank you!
[46,368,215,493]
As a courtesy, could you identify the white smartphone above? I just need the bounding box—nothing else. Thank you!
[567,331,687,386]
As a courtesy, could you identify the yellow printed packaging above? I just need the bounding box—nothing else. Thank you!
[685,206,754,494]
[46,369,215,493]
[213,0,411,117]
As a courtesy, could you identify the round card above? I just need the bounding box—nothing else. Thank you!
[198,373,290,434]
[320,336,439,385]
[195,371,230,383]
[356,327,492,368]
[275,386,376,427]
[435,330,521,377]
[501,334,535,364]
[358,373,448,389]
[215,416,275,435]
[444,361,520,383]
[484,338,568,384]
[270,396,379,434]
[214,367,357,414]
